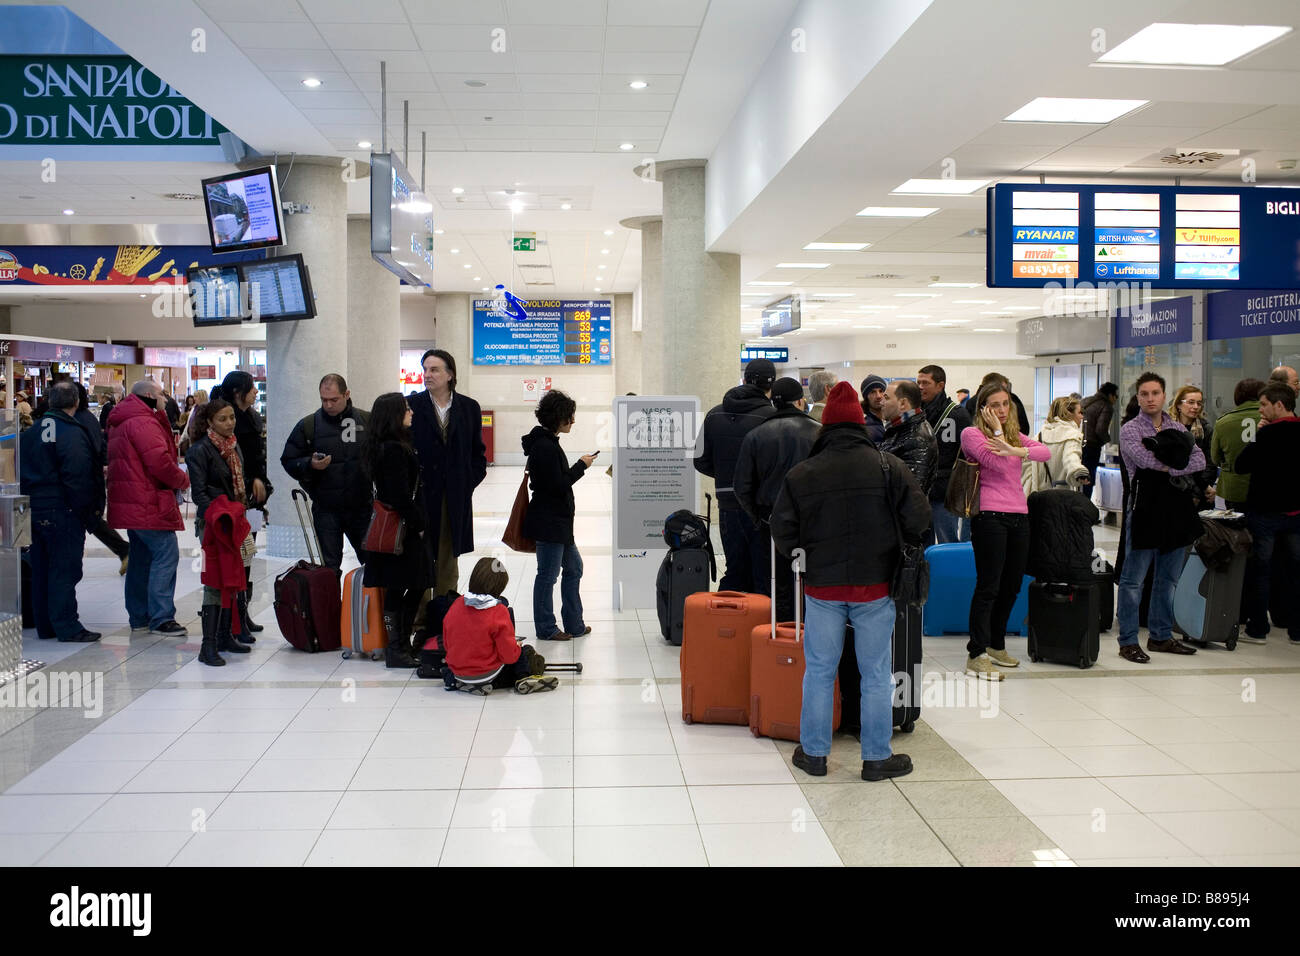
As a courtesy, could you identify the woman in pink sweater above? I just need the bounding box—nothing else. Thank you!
[959,383,1051,680]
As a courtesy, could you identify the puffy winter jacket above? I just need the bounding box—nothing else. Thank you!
[733,405,820,523]
[770,423,930,589]
[280,403,372,512]
[1081,392,1115,448]
[521,425,588,544]
[19,409,103,525]
[1026,487,1099,584]
[694,384,775,510]
[878,413,937,498]
[106,394,189,531]
[922,391,973,503]
[1031,418,1089,492]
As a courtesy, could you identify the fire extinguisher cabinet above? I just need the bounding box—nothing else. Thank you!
[481,411,495,465]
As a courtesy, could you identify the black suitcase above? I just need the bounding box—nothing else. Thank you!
[838,602,923,735]
[1094,558,1114,632]
[656,548,712,646]
[1028,581,1100,668]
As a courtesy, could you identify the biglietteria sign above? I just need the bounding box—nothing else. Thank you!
[0,55,228,146]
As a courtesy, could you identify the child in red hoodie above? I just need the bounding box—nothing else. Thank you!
[443,558,556,694]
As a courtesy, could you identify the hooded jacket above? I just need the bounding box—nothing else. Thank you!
[733,404,820,523]
[770,423,930,588]
[19,409,103,525]
[921,390,973,503]
[280,403,373,512]
[878,413,938,498]
[1210,400,1261,503]
[694,384,775,509]
[106,394,189,531]
[442,596,521,679]
[521,425,588,544]
[1035,418,1089,491]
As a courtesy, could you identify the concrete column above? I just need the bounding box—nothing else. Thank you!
[613,292,641,397]
[658,159,740,405]
[620,215,662,395]
[434,293,474,398]
[265,158,348,560]
[346,217,400,409]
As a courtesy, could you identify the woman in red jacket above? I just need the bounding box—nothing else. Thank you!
[442,558,554,694]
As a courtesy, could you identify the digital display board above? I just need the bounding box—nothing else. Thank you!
[201,166,285,254]
[241,255,316,321]
[473,298,612,366]
[741,347,789,362]
[987,184,1300,290]
[761,295,801,336]
[370,150,435,287]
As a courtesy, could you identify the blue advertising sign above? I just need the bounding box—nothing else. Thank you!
[472,298,612,366]
[1115,296,1193,349]
[741,347,788,363]
[988,184,1300,290]
[1206,290,1300,340]
[0,244,263,286]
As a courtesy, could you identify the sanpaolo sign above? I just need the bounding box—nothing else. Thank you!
[370,150,434,287]
[0,55,227,146]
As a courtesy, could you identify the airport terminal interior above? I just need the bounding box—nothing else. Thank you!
[3,0,1300,872]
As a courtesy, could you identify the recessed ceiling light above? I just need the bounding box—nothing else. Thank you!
[857,206,939,217]
[600,249,610,254]
[138,293,147,298]
[618,143,635,150]
[940,318,971,324]
[898,314,932,319]
[1004,97,1148,123]
[464,79,487,87]
[973,328,1005,332]
[473,276,480,281]
[953,299,996,304]
[629,80,648,90]
[892,178,989,195]
[749,281,793,286]
[804,242,870,251]
[853,324,884,329]
[451,186,464,194]
[463,263,472,269]
[776,262,829,269]
[598,264,607,269]
[980,311,1015,315]
[1098,23,1291,66]
[301,77,322,88]
[1005,306,1041,311]
[560,202,572,210]
[895,292,940,297]
[481,286,490,291]
[62,208,74,215]
[594,287,602,292]
[928,282,980,288]
[450,248,460,254]
[434,228,444,235]
[856,304,898,309]
[603,229,614,235]
[357,140,372,149]
[895,328,920,332]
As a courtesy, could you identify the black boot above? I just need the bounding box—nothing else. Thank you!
[383,612,417,669]
[233,591,256,644]
[198,605,225,667]
[216,605,250,654]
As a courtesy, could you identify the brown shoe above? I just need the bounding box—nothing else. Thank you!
[1119,645,1151,663]
[539,631,572,641]
[1148,637,1197,655]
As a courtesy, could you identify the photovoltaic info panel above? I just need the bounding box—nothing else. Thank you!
[986,184,1300,290]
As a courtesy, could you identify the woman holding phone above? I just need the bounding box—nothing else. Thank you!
[522,390,596,641]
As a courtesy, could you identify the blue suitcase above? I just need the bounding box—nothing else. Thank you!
[922,542,1031,637]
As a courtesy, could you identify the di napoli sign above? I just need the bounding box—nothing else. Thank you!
[0,55,228,146]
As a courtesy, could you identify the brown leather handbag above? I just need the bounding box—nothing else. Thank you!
[503,471,535,553]
[944,455,981,519]
[364,501,407,555]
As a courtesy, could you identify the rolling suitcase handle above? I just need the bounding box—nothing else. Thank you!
[767,536,804,641]
[291,487,324,566]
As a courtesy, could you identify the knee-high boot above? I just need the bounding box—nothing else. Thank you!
[216,603,250,654]
[198,605,225,666]
[234,590,256,644]
[384,611,416,669]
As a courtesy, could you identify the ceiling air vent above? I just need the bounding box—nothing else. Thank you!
[864,273,903,280]
[163,192,201,201]
[1160,150,1224,167]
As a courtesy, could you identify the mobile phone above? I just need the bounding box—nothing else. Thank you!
[312,452,326,460]
[590,450,599,458]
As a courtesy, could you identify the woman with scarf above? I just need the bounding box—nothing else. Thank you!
[186,398,258,666]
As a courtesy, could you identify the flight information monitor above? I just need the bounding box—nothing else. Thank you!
[987,183,1300,290]
[472,298,612,365]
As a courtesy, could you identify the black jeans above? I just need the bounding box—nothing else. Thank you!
[1082,442,1102,489]
[968,511,1030,657]
[718,507,764,594]
[30,507,86,639]
[1245,512,1300,640]
[315,506,372,571]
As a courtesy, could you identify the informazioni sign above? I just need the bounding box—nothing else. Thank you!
[0,55,227,146]
[1114,296,1193,349]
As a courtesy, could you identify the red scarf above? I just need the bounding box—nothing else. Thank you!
[208,429,245,502]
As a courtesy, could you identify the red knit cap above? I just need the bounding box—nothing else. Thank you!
[821,380,866,425]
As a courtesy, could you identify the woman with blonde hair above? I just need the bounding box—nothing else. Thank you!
[179,388,209,454]
[1031,395,1090,492]
[1169,385,1217,505]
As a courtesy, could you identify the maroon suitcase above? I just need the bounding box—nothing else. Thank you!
[274,489,342,652]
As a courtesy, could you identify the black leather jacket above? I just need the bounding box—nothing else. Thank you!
[694,384,775,510]
[280,403,373,512]
[185,435,244,525]
[878,413,938,499]
[733,405,820,523]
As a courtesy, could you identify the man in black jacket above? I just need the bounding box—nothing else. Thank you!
[860,374,888,444]
[1236,383,1300,645]
[917,364,972,544]
[879,379,937,499]
[734,377,819,620]
[280,373,373,571]
[771,382,930,782]
[1081,382,1119,486]
[75,383,129,575]
[694,358,776,592]
[19,381,102,642]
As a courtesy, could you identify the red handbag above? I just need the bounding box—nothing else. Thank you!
[503,471,535,553]
[365,475,418,556]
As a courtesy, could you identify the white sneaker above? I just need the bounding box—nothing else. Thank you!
[966,654,1005,681]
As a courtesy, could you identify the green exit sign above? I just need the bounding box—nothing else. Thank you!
[512,237,535,252]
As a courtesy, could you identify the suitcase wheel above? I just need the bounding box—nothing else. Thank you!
[1029,653,1042,663]
[1078,657,1093,670]
[683,714,693,725]
[370,649,384,661]
[899,720,915,734]
[341,650,352,660]
[1226,628,1238,652]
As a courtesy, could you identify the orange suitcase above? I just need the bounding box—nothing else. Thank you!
[680,590,771,725]
[749,546,839,741]
[341,566,387,660]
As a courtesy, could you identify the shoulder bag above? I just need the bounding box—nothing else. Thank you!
[944,449,981,519]
[880,452,929,606]
[364,471,418,556]
[503,471,536,553]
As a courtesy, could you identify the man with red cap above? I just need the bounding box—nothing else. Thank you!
[771,381,931,782]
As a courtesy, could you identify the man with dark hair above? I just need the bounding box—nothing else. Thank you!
[734,377,819,620]
[1235,382,1300,645]
[1210,377,1266,510]
[916,364,973,544]
[879,379,938,499]
[859,375,888,444]
[1081,381,1120,487]
[280,372,373,570]
[19,381,102,642]
[1116,371,1205,663]
[955,388,970,403]
[409,348,487,596]
[696,358,777,592]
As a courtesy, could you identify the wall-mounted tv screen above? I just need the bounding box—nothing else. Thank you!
[761,295,801,337]
[240,254,316,322]
[201,165,285,254]
[186,264,245,327]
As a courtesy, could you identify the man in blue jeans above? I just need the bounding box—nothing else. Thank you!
[770,382,930,781]
[106,380,191,636]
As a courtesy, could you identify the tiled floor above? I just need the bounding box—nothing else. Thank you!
[3,466,1299,866]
